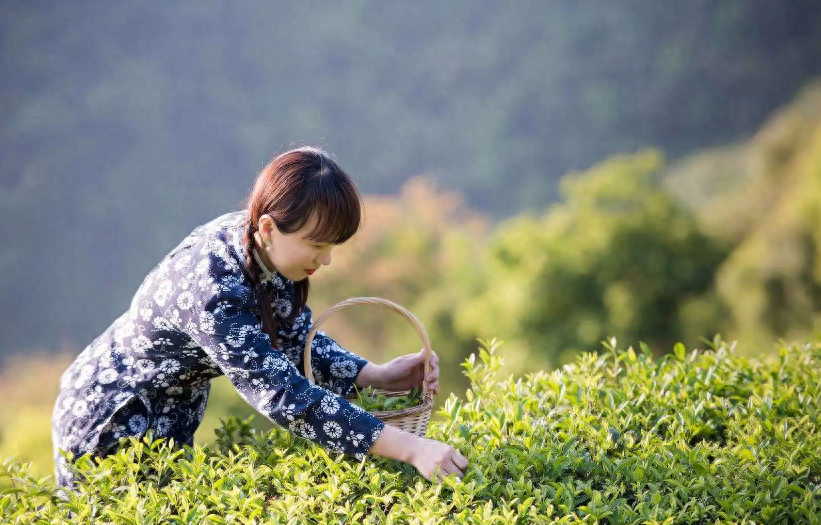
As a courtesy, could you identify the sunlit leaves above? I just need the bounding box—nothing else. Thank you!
[3,338,821,523]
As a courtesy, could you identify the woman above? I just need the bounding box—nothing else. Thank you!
[52,146,468,492]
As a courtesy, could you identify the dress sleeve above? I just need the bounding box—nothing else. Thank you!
[181,254,385,458]
[277,305,371,398]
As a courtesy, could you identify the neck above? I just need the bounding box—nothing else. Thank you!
[252,232,277,275]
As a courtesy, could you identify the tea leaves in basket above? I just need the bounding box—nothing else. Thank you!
[351,385,423,412]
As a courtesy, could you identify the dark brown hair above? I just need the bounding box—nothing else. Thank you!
[242,146,362,347]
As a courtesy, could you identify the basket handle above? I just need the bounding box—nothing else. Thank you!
[302,297,433,395]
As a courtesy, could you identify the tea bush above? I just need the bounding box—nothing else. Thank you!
[3,337,821,524]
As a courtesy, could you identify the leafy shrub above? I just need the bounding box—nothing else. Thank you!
[3,338,821,524]
[454,152,731,368]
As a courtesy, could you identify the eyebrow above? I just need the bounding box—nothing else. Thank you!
[302,235,328,244]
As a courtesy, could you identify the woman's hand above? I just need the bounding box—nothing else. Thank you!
[370,348,440,395]
[409,436,468,483]
[369,425,468,483]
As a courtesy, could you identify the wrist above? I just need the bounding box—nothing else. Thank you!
[370,424,419,464]
[401,431,421,464]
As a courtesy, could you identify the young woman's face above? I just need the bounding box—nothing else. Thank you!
[258,213,334,282]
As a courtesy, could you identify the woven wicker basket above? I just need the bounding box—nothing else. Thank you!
[303,297,434,437]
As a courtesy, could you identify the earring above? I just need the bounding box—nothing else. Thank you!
[265,240,271,248]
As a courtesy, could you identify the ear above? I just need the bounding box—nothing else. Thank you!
[258,214,276,235]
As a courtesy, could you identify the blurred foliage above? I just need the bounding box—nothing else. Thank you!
[4,0,821,357]
[0,352,73,479]
[665,83,821,354]
[454,151,729,367]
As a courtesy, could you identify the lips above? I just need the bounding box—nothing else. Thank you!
[305,269,317,276]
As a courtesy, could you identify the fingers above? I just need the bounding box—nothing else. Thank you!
[420,348,439,367]
[415,440,469,484]
[429,448,468,483]
[447,457,466,479]
[431,466,453,483]
[425,379,438,395]
[425,368,439,388]
[432,459,466,483]
[423,350,440,394]
[452,451,469,471]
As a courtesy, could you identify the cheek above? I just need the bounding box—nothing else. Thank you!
[270,239,296,264]
[282,242,315,265]
[302,248,318,264]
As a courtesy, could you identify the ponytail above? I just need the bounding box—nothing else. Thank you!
[243,217,309,349]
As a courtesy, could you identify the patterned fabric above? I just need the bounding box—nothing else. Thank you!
[51,210,385,490]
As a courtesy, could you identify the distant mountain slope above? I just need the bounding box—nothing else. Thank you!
[3,1,821,360]
[2,1,821,214]
[665,82,821,348]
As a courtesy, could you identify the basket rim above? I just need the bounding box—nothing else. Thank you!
[302,297,435,397]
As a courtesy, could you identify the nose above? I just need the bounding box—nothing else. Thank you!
[317,248,332,266]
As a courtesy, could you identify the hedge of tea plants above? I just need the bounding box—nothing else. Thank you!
[3,338,821,524]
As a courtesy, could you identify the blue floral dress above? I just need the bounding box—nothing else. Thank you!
[51,210,385,489]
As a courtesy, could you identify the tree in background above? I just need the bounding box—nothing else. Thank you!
[455,151,729,368]
[666,83,821,352]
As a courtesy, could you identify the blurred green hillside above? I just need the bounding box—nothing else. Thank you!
[664,82,821,351]
[4,1,821,359]
[3,80,821,481]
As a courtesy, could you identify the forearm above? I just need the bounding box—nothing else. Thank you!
[368,423,418,463]
[355,362,385,389]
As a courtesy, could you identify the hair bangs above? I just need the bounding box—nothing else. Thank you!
[303,176,361,245]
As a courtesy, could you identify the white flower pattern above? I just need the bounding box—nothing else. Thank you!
[320,395,340,415]
[323,421,342,439]
[199,311,216,334]
[289,420,317,441]
[263,354,289,371]
[98,369,119,385]
[132,335,153,352]
[159,359,181,374]
[139,302,154,321]
[51,210,383,491]
[330,359,359,379]
[128,414,148,434]
[155,416,172,436]
[135,359,154,371]
[177,291,194,310]
[153,316,174,331]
